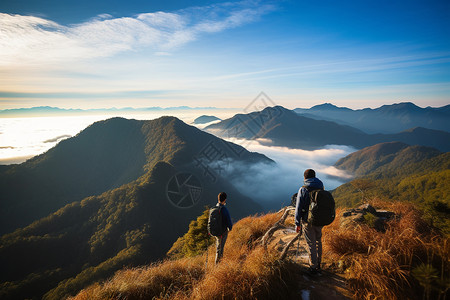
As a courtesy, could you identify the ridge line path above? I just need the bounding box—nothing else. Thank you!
[269,217,352,299]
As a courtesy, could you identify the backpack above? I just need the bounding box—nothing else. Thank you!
[291,193,298,207]
[208,206,225,236]
[305,186,335,226]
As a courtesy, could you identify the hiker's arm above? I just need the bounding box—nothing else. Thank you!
[294,187,302,226]
[223,207,233,231]
[296,187,309,224]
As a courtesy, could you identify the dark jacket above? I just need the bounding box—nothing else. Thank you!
[217,203,233,231]
[295,177,324,226]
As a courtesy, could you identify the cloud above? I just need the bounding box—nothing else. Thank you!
[0,155,34,165]
[43,134,72,143]
[191,119,222,130]
[206,52,450,84]
[220,138,356,210]
[0,1,275,65]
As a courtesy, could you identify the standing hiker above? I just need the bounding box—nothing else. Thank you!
[208,192,233,264]
[295,169,335,275]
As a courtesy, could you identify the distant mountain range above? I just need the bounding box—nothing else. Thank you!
[294,102,450,134]
[0,106,225,117]
[0,116,272,299]
[205,106,450,151]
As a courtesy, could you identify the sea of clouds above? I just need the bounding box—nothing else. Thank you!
[220,138,356,210]
[0,111,233,164]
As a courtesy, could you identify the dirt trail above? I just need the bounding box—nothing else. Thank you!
[269,227,352,299]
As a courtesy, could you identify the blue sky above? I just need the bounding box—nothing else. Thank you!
[0,0,449,109]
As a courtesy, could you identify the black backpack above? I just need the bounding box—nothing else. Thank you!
[305,186,335,226]
[208,206,225,236]
[291,193,298,207]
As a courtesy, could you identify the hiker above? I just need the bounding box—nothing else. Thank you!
[295,169,325,275]
[213,192,233,264]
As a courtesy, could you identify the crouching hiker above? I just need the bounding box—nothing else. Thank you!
[295,169,335,275]
[208,192,233,264]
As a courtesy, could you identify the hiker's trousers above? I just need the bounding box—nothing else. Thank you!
[303,222,323,269]
[215,230,228,264]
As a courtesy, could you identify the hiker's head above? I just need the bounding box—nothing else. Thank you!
[304,169,316,179]
[218,192,227,203]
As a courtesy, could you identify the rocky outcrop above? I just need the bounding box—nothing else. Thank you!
[341,203,395,231]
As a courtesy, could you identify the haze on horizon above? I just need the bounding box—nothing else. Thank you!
[0,0,449,110]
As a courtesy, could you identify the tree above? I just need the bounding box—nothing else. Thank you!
[167,208,214,259]
[351,179,375,203]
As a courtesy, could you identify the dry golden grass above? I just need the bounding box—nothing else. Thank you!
[323,200,449,300]
[71,256,205,300]
[71,212,299,300]
[191,247,295,299]
[72,203,449,300]
[223,212,281,258]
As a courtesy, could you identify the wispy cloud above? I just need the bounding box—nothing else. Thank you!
[202,52,450,83]
[0,1,275,65]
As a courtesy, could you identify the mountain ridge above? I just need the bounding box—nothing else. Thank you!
[205,106,450,151]
[0,116,272,299]
[0,116,272,235]
[332,143,449,234]
[193,115,221,124]
[295,102,450,134]
[334,141,442,176]
[0,106,228,118]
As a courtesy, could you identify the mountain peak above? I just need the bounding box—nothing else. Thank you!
[251,106,296,120]
[309,103,352,111]
[378,102,421,112]
[361,141,410,156]
[401,126,436,133]
[393,102,420,108]
[193,115,221,124]
[261,105,291,113]
[311,103,338,109]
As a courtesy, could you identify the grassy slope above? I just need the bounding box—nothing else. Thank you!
[72,201,449,300]
[72,212,302,300]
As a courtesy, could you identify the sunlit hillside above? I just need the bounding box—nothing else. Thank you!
[333,143,450,234]
[0,117,272,300]
[0,116,271,234]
